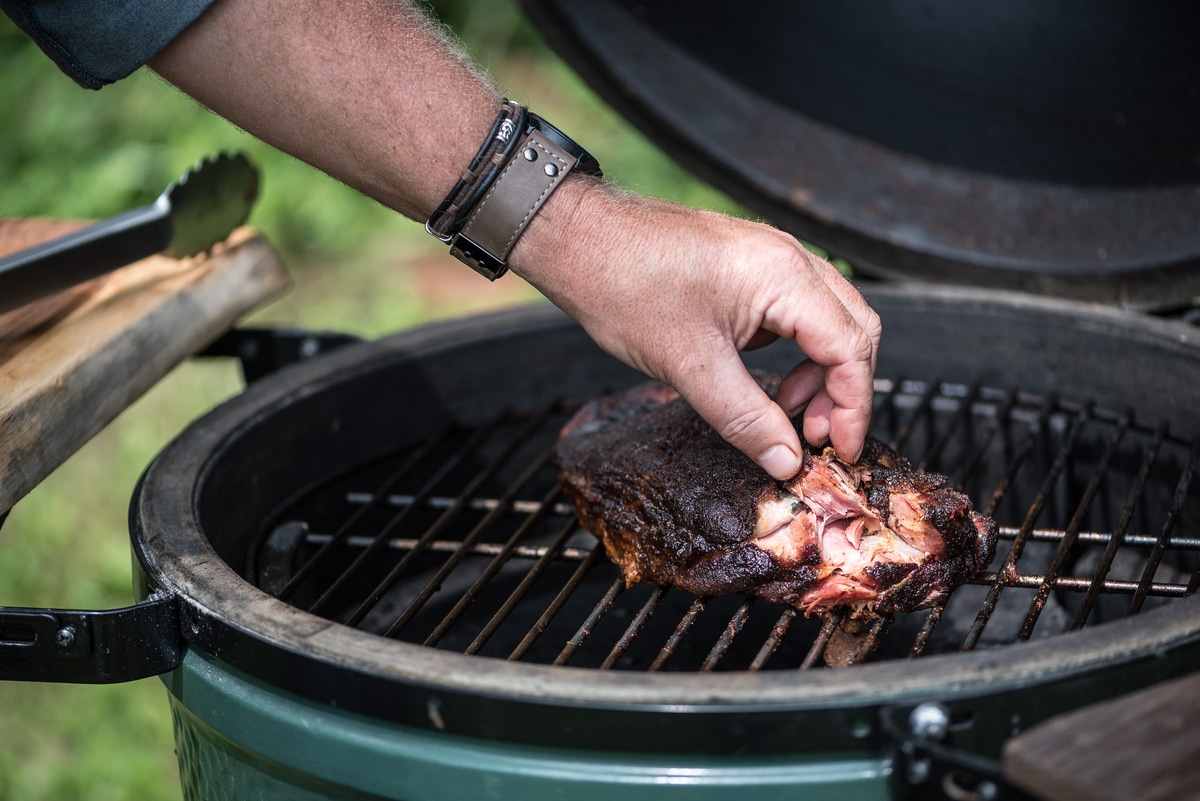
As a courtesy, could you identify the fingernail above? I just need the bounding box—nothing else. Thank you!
[759,445,801,481]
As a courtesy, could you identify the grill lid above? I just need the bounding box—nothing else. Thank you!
[517,0,1200,310]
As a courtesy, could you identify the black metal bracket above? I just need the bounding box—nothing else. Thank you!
[1179,307,1200,328]
[198,327,361,384]
[0,593,181,684]
[876,628,1200,801]
[883,702,1036,801]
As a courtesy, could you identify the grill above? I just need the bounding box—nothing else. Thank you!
[126,287,1200,799]
[252,375,1199,673]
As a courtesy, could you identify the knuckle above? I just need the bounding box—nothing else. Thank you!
[863,308,883,343]
[849,324,877,363]
[744,229,810,271]
[844,309,881,365]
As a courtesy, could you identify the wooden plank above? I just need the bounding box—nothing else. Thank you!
[0,220,290,516]
[1004,672,1200,801]
[0,219,103,346]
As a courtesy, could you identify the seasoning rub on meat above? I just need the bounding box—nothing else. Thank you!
[555,374,997,619]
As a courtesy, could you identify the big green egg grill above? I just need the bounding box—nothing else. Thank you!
[134,290,1200,801]
[2,292,1200,801]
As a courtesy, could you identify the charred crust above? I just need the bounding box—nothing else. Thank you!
[677,542,787,597]
[876,559,960,613]
[865,482,891,515]
[753,568,823,607]
[865,561,917,588]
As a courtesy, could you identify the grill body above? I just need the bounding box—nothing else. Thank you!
[168,651,887,801]
[131,285,1200,800]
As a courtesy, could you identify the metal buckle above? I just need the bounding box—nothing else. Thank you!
[448,231,508,280]
[424,219,453,244]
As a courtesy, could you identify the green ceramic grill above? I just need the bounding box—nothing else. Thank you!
[126,293,1200,801]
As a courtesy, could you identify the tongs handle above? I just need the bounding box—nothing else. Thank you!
[0,199,171,316]
[0,151,259,318]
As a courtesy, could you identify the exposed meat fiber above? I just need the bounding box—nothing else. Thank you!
[555,374,997,619]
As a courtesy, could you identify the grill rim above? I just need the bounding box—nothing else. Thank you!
[131,289,1200,745]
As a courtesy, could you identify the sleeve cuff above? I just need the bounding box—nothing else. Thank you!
[2,0,217,89]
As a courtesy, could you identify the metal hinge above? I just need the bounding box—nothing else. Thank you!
[883,702,1037,801]
[0,592,181,683]
[199,327,361,383]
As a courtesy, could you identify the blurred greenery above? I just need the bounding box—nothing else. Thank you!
[0,2,744,799]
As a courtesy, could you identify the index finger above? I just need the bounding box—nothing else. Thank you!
[766,267,879,461]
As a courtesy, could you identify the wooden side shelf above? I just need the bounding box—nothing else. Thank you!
[1005,672,1200,801]
[0,219,290,516]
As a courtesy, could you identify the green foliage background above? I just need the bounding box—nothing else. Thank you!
[0,2,743,799]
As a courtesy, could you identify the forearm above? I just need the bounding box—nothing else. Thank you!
[149,0,501,221]
[150,0,619,355]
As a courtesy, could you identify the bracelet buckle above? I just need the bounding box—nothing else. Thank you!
[448,231,507,280]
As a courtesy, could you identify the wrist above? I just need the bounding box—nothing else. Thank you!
[507,173,610,291]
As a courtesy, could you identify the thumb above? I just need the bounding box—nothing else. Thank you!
[669,355,803,481]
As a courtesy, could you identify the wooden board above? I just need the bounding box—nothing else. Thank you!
[1004,672,1200,801]
[0,219,105,346]
[0,218,291,516]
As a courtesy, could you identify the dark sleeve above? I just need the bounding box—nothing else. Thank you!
[1,0,216,89]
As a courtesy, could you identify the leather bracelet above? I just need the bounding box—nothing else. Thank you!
[449,128,574,279]
[426,101,600,279]
[446,113,601,280]
[425,100,529,243]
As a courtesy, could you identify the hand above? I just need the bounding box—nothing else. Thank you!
[511,180,882,480]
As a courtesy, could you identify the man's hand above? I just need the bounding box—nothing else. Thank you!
[512,181,881,480]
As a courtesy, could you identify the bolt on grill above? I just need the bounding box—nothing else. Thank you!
[248,377,1200,672]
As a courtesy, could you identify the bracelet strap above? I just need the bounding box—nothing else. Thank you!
[425,100,528,242]
[449,128,575,280]
[428,103,599,280]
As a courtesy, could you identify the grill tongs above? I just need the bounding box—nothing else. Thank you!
[0,151,259,316]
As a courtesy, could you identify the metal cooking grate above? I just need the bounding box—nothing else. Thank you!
[248,378,1200,671]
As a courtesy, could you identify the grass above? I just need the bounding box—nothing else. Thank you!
[0,3,744,799]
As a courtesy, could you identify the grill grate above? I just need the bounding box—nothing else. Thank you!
[249,378,1200,671]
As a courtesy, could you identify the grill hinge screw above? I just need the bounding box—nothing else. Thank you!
[55,626,76,648]
[908,702,951,741]
[905,754,932,785]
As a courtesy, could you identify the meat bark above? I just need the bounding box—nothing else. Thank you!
[555,375,997,619]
